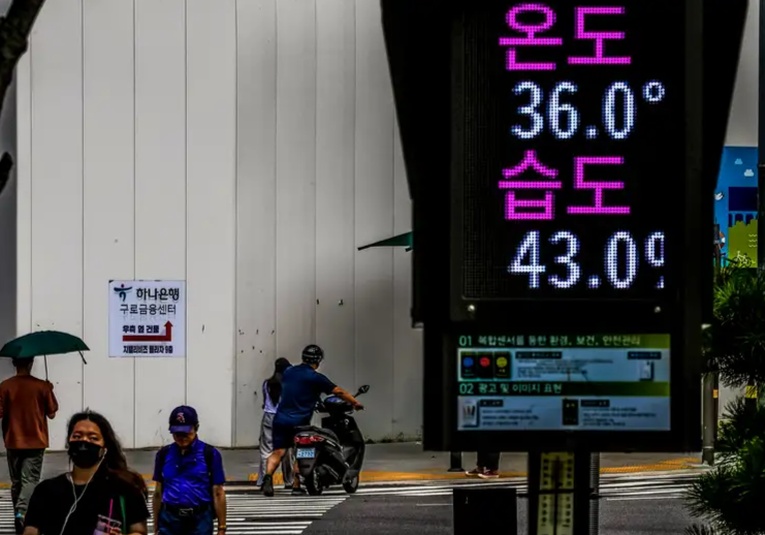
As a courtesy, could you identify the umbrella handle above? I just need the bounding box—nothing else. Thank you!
[44,355,48,381]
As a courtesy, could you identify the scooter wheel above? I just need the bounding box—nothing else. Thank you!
[342,475,360,494]
[305,473,323,496]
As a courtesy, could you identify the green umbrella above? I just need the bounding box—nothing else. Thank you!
[0,330,89,380]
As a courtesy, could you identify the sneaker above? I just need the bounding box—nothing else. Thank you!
[291,487,307,496]
[262,474,274,497]
[465,467,484,477]
[478,469,500,479]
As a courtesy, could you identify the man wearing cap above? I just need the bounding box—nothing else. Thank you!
[152,405,227,535]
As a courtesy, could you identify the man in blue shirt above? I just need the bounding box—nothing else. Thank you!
[262,344,364,497]
[152,406,227,535]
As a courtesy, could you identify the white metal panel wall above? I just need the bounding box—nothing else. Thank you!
[0,0,17,455]
[726,0,759,146]
[16,0,423,448]
[233,0,422,445]
[82,0,136,448]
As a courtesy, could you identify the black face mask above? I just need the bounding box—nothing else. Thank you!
[68,440,104,469]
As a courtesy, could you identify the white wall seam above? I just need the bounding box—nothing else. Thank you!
[273,2,279,359]
[231,0,239,448]
[351,0,358,391]
[313,0,318,346]
[131,0,137,447]
[80,0,85,412]
[183,0,189,404]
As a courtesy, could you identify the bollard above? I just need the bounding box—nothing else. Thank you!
[453,487,517,535]
[448,451,464,472]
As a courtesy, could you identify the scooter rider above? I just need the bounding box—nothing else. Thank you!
[261,345,364,497]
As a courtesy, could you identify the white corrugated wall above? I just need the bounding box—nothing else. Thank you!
[13,0,422,450]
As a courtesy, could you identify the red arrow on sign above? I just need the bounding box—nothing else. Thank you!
[123,321,174,342]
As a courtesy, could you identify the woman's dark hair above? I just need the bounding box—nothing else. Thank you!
[265,358,291,406]
[66,410,148,497]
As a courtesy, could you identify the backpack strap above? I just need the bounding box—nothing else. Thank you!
[155,445,171,483]
[203,443,215,493]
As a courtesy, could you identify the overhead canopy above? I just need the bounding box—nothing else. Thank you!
[357,231,412,252]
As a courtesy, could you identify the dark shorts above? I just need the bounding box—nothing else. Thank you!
[272,419,307,450]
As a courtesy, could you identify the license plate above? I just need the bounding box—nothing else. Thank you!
[296,448,316,459]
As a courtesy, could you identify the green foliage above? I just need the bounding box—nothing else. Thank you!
[715,398,765,456]
[685,524,723,535]
[685,436,765,535]
[704,267,765,387]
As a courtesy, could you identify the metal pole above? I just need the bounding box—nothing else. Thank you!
[758,0,765,271]
[589,453,600,535]
[448,451,464,472]
[702,372,717,465]
[572,452,592,535]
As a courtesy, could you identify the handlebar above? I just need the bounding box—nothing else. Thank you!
[315,385,370,413]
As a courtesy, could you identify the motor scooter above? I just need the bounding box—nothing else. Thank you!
[293,385,369,495]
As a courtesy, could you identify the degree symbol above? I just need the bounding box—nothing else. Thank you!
[642,81,666,103]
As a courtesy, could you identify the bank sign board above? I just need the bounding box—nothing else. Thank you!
[108,280,186,358]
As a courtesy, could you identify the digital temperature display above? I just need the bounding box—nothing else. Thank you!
[454,2,684,299]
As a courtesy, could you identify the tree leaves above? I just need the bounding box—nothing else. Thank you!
[685,404,765,534]
[704,268,765,387]
[0,0,47,196]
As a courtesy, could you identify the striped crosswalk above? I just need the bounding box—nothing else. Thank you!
[311,470,702,501]
[0,471,704,534]
[0,488,346,535]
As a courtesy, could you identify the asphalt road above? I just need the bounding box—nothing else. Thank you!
[0,472,702,534]
[304,494,694,534]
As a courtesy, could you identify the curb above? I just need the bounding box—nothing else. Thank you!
[0,457,702,489]
[244,457,702,484]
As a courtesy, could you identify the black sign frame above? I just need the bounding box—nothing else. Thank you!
[448,0,703,324]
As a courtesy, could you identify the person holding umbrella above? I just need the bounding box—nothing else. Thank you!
[0,330,88,534]
[0,357,58,534]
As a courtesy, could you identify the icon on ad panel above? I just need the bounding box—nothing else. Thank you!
[460,352,477,380]
[562,398,579,426]
[476,354,495,379]
[639,361,655,381]
[494,352,511,379]
[460,398,479,428]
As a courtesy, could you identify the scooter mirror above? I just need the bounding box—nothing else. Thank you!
[357,385,370,394]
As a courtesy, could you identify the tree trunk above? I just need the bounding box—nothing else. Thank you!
[0,0,47,195]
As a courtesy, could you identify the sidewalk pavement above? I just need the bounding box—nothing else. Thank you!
[0,442,704,488]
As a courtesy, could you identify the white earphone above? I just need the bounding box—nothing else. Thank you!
[58,447,107,535]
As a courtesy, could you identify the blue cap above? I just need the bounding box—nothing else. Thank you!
[169,405,199,433]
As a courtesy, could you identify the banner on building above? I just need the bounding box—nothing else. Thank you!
[108,280,186,358]
[714,146,758,268]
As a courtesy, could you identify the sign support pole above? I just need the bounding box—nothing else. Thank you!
[528,450,598,535]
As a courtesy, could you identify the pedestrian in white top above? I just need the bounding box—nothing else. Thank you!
[256,358,294,488]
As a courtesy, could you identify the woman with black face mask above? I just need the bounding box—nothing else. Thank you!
[22,410,149,535]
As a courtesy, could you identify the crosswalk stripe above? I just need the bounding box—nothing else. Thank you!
[0,471,706,533]
[325,472,702,499]
[0,489,346,535]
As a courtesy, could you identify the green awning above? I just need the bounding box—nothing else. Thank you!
[357,231,412,251]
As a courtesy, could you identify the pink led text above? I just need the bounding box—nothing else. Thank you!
[566,157,630,215]
[499,152,630,220]
[499,150,562,220]
[499,4,631,71]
